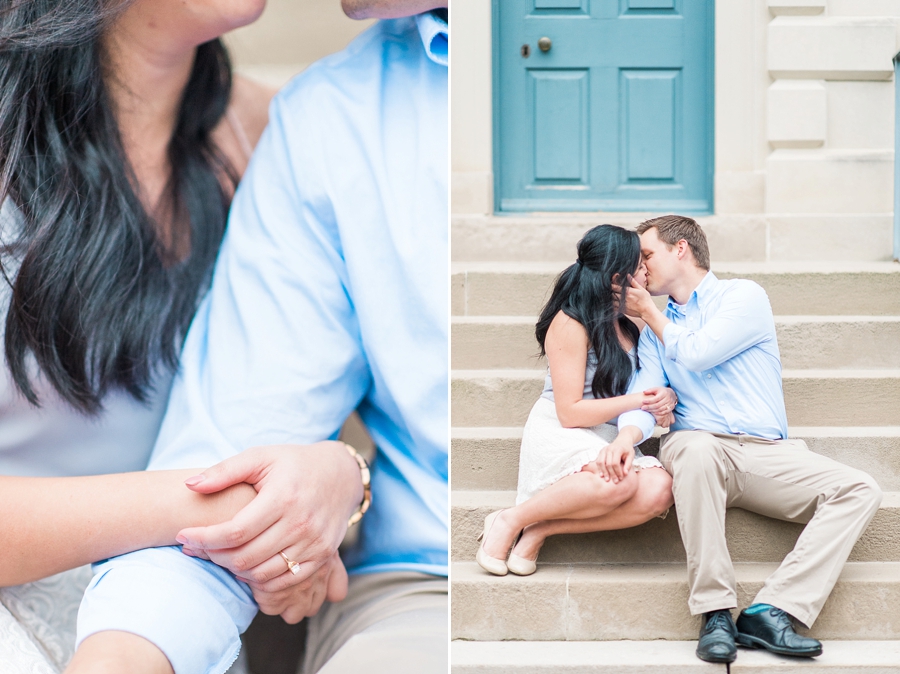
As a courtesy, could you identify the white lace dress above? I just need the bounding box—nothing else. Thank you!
[516,348,664,505]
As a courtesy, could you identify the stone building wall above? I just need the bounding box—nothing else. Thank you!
[452,0,900,262]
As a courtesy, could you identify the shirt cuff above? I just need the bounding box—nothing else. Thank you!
[416,12,448,66]
[76,547,257,674]
[617,410,656,445]
[662,323,686,362]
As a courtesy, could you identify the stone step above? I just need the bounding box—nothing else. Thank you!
[451,370,900,428]
[451,262,900,317]
[451,315,900,371]
[450,426,900,492]
[450,561,900,641]
[451,491,900,564]
[451,640,900,673]
[451,214,895,264]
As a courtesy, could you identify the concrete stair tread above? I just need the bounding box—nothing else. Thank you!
[451,561,900,641]
[452,368,900,378]
[452,317,900,370]
[452,264,900,316]
[452,260,900,274]
[451,426,900,492]
[452,559,900,585]
[452,315,900,323]
[451,425,900,439]
[452,370,900,427]
[453,489,900,508]
[451,490,900,564]
[451,640,900,672]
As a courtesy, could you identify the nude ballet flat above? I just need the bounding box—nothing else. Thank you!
[506,551,537,576]
[475,510,508,576]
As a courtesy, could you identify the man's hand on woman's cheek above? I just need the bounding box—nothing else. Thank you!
[175,442,363,592]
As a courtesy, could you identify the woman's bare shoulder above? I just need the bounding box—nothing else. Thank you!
[229,75,278,149]
[546,311,589,350]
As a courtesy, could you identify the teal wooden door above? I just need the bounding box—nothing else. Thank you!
[494,0,714,213]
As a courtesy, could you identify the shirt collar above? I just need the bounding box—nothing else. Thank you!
[416,10,448,67]
[666,270,718,315]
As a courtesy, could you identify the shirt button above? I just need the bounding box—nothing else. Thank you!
[706,374,712,379]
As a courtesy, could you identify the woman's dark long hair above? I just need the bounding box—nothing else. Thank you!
[535,224,642,399]
[0,0,235,414]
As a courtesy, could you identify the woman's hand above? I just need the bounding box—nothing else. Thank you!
[593,439,635,483]
[244,551,348,624]
[174,442,363,592]
[641,386,677,416]
[653,411,676,428]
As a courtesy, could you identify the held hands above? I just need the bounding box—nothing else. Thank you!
[248,551,348,623]
[176,442,363,621]
[641,386,678,427]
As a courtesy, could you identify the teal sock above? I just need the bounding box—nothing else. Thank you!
[744,603,774,615]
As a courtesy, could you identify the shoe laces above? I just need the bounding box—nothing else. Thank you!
[767,607,793,629]
[705,611,734,633]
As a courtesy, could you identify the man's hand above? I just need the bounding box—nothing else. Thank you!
[175,442,363,593]
[614,277,671,342]
[641,386,677,416]
[611,275,655,320]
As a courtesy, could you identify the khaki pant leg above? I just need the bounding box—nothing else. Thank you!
[301,571,447,674]
[659,431,741,615]
[731,437,882,627]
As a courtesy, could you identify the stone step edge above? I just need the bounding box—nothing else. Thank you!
[450,489,900,510]
[452,315,900,325]
[450,640,900,671]
[451,426,900,440]
[452,261,900,275]
[452,559,900,577]
[452,368,900,380]
[452,561,900,643]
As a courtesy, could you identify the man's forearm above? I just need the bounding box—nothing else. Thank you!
[639,303,671,344]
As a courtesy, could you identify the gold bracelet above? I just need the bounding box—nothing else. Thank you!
[343,442,371,527]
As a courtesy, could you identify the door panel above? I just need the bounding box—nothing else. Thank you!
[531,70,588,181]
[622,69,678,181]
[627,0,676,9]
[494,0,713,212]
[535,0,584,8]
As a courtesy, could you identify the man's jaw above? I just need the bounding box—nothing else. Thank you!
[645,277,668,298]
[341,0,447,20]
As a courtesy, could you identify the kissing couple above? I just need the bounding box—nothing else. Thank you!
[475,215,882,664]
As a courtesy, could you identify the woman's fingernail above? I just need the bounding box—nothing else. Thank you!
[184,475,205,487]
[182,548,195,557]
[176,535,188,545]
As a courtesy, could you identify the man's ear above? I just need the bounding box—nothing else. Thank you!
[676,239,690,261]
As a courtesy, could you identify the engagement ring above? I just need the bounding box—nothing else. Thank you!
[279,551,300,575]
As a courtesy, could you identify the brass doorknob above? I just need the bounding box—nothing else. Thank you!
[538,37,552,52]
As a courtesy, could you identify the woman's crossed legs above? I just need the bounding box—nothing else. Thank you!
[482,463,673,563]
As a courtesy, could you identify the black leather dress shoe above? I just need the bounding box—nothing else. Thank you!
[696,609,737,663]
[736,606,823,657]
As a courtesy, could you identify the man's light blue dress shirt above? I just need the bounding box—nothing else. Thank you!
[76,13,448,674]
[619,272,789,443]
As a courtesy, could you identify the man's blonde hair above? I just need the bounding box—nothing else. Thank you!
[636,215,710,271]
